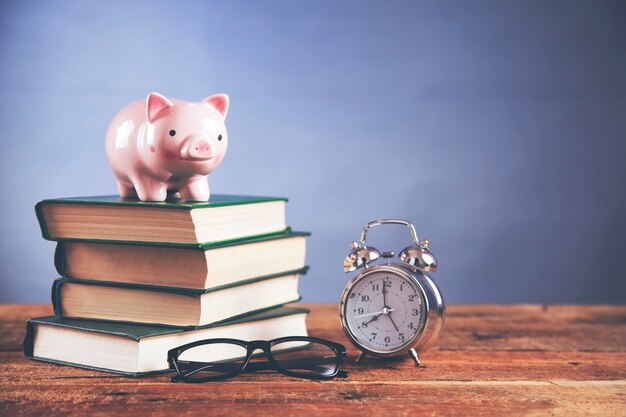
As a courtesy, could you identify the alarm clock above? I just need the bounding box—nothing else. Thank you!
[339,219,445,366]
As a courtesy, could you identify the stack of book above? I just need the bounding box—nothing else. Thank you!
[24,195,310,376]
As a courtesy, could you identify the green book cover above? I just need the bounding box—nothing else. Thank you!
[54,227,311,254]
[24,306,310,377]
[35,194,290,246]
[36,194,288,210]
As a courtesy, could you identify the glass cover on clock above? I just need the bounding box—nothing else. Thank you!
[344,270,425,353]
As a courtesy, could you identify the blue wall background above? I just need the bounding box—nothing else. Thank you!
[1,0,625,303]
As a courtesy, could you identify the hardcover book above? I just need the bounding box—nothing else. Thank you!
[24,306,309,376]
[52,267,308,327]
[35,195,288,245]
[54,230,309,289]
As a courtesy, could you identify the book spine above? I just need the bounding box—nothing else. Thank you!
[34,202,51,240]
[54,243,67,276]
[51,279,64,317]
[22,320,35,357]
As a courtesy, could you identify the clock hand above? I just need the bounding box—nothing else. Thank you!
[382,281,387,307]
[387,313,400,332]
[362,314,381,326]
[355,310,384,319]
[380,282,399,330]
[354,308,396,319]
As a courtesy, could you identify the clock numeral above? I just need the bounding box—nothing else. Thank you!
[384,279,392,288]
[361,295,370,302]
[400,284,403,292]
[372,283,379,291]
[384,336,391,343]
[371,332,377,340]
[408,322,415,329]
[412,308,419,316]
[399,333,405,342]
[408,294,416,302]
[357,308,364,314]
[362,321,368,328]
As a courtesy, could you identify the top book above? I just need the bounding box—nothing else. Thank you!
[36,195,288,246]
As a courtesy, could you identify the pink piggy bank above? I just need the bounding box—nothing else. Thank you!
[105,92,229,201]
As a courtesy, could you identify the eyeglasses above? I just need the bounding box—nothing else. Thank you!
[168,336,348,382]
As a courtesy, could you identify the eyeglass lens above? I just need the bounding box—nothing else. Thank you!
[176,342,248,381]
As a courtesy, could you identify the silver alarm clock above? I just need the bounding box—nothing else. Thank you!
[339,219,445,366]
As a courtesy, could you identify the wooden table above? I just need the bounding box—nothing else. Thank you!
[1,304,625,416]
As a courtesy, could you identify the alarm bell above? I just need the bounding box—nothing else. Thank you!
[343,241,381,272]
[398,240,437,272]
[343,220,437,273]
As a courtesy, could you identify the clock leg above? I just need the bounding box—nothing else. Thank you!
[409,348,421,367]
[356,351,367,363]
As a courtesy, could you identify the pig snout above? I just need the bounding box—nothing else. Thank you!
[179,135,214,160]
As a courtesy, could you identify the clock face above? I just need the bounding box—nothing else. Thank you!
[344,269,425,353]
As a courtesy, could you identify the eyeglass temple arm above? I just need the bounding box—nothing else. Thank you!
[171,357,347,381]
[244,357,336,372]
[359,219,420,246]
[171,358,327,379]
[170,360,243,382]
[250,362,348,378]
[259,356,348,377]
[172,367,348,382]
[245,361,273,372]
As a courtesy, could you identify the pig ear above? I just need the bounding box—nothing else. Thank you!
[146,92,173,123]
[202,94,229,119]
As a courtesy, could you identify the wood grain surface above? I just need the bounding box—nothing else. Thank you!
[0,304,625,416]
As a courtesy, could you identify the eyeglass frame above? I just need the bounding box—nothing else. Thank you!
[167,336,349,383]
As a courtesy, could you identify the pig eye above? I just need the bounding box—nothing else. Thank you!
[169,130,176,137]
[218,134,223,141]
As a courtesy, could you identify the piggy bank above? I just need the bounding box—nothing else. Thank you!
[105,92,229,201]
